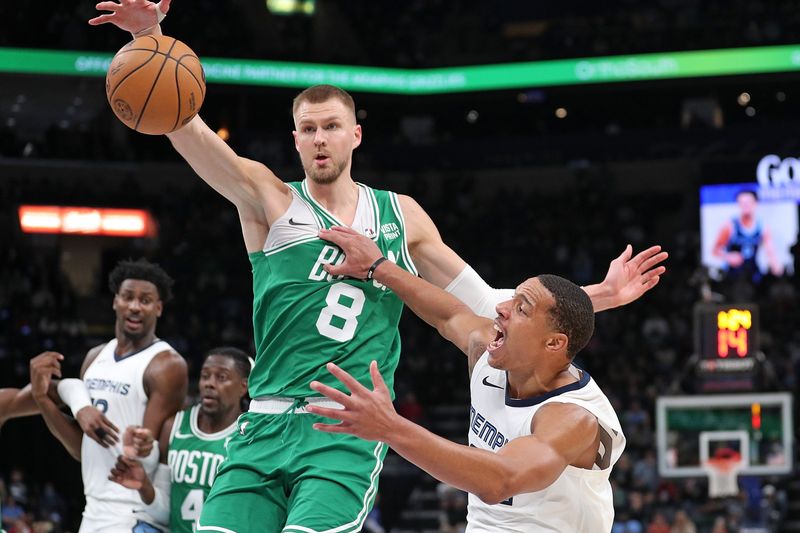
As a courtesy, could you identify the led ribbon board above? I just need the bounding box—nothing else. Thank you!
[19,205,153,237]
[1,44,800,94]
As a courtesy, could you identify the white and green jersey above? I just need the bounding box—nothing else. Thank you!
[167,405,237,533]
[248,180,418,399]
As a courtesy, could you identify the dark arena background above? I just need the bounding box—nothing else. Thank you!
[1,1,799,532]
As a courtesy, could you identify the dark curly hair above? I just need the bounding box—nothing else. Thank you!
[108,259,174,303]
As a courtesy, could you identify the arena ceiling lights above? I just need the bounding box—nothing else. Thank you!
[1,44,799,95]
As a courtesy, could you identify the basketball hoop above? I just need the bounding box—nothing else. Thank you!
[703,450,744,498]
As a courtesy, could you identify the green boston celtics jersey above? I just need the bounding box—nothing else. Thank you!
[167,405,237,533]
[248,180,418,399]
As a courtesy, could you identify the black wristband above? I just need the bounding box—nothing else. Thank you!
[366,257,388,280]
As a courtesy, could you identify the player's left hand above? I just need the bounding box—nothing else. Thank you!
[123,425,155,458]
[602,244,668,307]
[29,351,64,402]
[308,361,397,442]
[89,0,171,34]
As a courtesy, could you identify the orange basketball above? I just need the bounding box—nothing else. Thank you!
[106,35,206,135]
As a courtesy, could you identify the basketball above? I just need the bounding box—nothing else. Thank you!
[106,34,205,135]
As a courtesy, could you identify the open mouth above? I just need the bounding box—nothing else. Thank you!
[314,154,330,165]
[125,316,143,329]
[487,322,505,352]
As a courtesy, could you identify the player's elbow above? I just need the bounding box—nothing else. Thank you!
[475,480,515,506]
[475,467,521,505]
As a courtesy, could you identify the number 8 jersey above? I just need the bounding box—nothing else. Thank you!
[247,180,418,399]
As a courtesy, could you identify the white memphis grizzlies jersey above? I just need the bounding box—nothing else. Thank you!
[467,353,625,533]
[80,338,172,528]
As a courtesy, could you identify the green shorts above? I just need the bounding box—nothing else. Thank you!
[197,408,387,533]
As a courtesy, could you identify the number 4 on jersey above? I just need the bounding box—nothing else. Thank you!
[180,488,204,531]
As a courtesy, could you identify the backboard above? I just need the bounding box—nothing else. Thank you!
[656,393,793,477]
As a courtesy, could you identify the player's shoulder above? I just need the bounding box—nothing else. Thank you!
[80,342,110,376]
[392,194,433,225]
[533,401,598,434]
[242,157,290,192]
[151,347,188,370]
[145,347,188,384]
[86,341,109,357]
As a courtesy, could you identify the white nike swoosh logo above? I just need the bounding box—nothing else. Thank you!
[173,430,194,439]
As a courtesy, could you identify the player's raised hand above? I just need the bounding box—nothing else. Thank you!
[76,405,120,448]
[89,0,170,34]
[122,425,155,458]
[602,244,668,308]
[308,361,398,442]
[29,351,64,401]
[108,455,146,490]
[319,226,384,279]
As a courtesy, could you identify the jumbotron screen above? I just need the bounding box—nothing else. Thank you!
[699,155,799,282]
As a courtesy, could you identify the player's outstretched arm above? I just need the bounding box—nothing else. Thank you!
[321,227,490,355]
[583,244,668,312]
[309,362,598,504]
[90,0,292,252]
[0,385,39,429]
[399,195,667,315]
[30,352,84,461]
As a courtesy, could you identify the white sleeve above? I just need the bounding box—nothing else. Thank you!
[139,439,161,476]
[143,463,171,525]
[444,265,514,319]
[57,378,92,417]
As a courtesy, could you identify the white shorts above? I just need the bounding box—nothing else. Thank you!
[79,498,163,533]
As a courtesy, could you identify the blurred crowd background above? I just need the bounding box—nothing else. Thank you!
[1,1,799,532]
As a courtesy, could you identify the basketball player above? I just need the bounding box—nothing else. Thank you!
[107,347,251,533]
[91,4,666,531]
[30,259,188,532]
[712,189,783,281]
[308,226,625,532]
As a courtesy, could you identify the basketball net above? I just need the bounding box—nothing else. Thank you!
[703,451,743,498]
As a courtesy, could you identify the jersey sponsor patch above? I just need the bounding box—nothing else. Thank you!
[380,222,400,240]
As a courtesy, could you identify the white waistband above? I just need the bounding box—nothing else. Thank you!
[249,396,344,414]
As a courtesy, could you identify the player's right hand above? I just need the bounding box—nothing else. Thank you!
[122,425,155,458]
[319,226,384,279]
[29,351,64,402]
[108,455,146,490]
[76,406,120,448]
[89,0,171,34]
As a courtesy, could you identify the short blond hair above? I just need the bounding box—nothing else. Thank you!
[292,85,356,119]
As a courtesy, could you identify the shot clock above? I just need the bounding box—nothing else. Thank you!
[694,303,759,391]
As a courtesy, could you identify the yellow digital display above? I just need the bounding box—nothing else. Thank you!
[716,309,752,358]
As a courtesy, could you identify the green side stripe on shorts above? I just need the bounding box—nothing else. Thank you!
[282,441,386,533]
